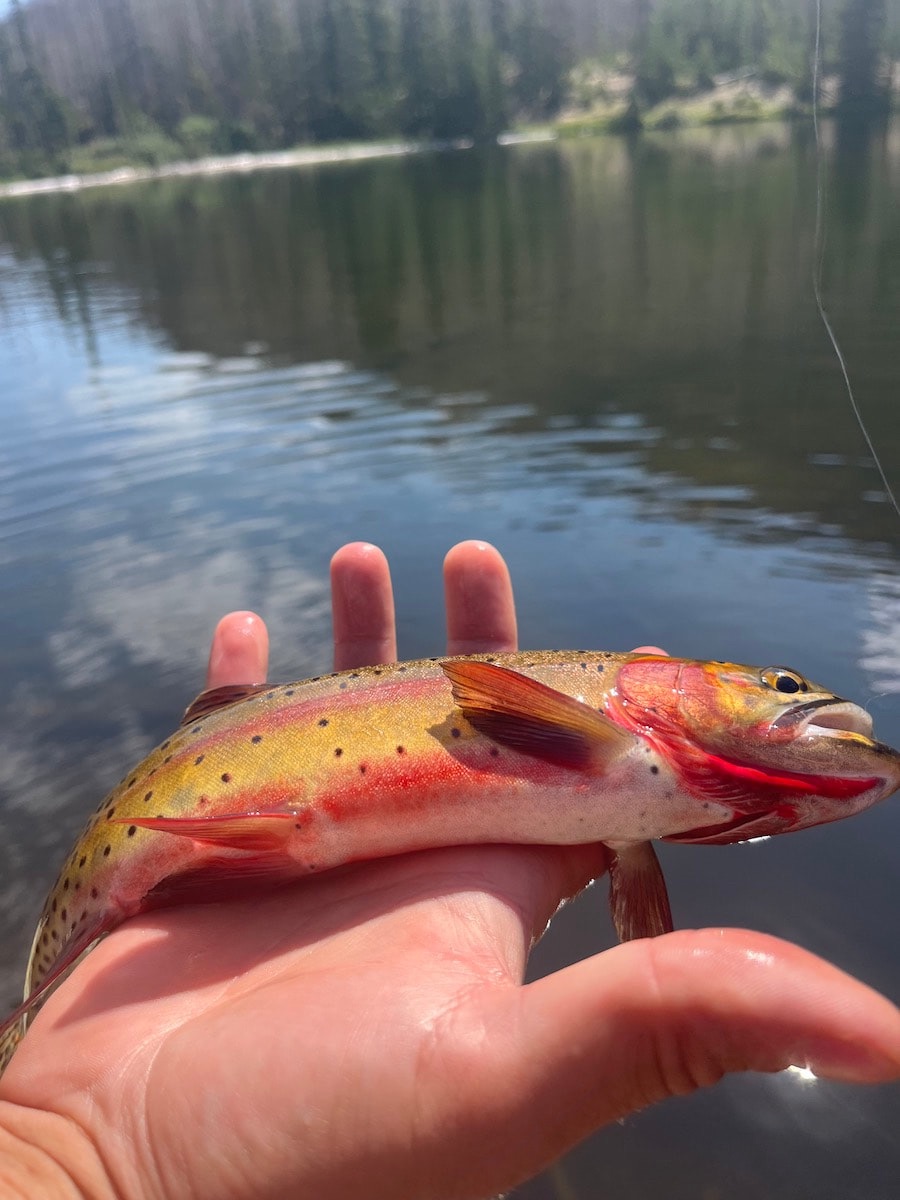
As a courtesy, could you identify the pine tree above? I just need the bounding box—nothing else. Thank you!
[2,0,71,171]
[512,0,567,118]
[361,0,397,132]
[838,0,889,112]
[397,0,440,136]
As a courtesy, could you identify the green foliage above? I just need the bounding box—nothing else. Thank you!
[633,0,816,103]
[0,1,897,182]
[124,116,182,167]
[177,114,220,159]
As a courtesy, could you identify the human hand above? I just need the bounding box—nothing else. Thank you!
[1,540,899,1200]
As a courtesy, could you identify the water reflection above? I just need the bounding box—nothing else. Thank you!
[2,130,899,556]
[1,122,899,1199]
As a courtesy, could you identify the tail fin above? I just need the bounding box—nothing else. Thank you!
[0,1016,26,1074]
[0,916,111,1077]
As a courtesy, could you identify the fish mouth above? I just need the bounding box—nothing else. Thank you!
[773,697,874,739]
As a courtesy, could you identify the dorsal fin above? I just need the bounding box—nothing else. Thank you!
[181,683,270,726]
[441,659,635,771]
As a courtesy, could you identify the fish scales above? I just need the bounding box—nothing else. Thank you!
[2,649,899,1074]
[18,653,633,1018]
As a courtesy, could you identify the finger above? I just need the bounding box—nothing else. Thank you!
[633,645,667,655]
[331,543,397,670]
[443,541,518,656]
[448,929,900,1195]
[205,612,269,688]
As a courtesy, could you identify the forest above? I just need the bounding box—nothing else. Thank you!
[0,0,897,181]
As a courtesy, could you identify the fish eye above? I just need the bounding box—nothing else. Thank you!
[761,667,809,695]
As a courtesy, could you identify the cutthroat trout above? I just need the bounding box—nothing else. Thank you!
[1,650,898,1072]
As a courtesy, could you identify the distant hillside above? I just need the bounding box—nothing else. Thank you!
[0,0,896,181]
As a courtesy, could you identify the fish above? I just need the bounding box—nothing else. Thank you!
[0,649,897,1073]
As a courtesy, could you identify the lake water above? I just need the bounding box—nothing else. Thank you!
[1,121,899,1198]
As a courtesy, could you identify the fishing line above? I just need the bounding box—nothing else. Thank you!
[811,0,900,520]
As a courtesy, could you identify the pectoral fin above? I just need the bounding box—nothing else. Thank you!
[441,660,635,771]
[607,841,673,941]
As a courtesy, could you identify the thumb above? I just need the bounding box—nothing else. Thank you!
[439,930,900,1197]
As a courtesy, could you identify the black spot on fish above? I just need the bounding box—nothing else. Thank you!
[144,791,153,803]
[51,930,58,942]
[63,877,70,890]
[396,745,405,755]
[398,665,407,672]
[265,691,275,700]
[428,657,438,663]
[74,881,81,891]
[79,856,86,868]
[51,899,57,913]
[161,740,170,750]
[79,910,87,923]
[221,773,232,783]
[334,748,343,757]
[489,747,500,757]
[359,764,367,775]
[485,656,497,663]
[286,689,295,697]
[192,726,204,734]
[312,676,321,682]
[164,755,173,764]
[91,887,99,899]
[650,765,659,775]
[318,718,329,727]
[128,777,136,788]
[127,826,137,837]
[195,755,204,765]
[580,662,587,670]
[252,735,262,743]
[61,908,67,922]
[105,808,115,820]
[373,669,382,676]
[350,672,360,679]
[451,728,461,738]
[103,845,111,857]
[596,664,604,673]
[339,681,347,690]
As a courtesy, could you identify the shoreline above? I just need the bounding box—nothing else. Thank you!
[0,133,555,201]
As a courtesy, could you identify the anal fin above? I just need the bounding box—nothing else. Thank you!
[607,841,673,941]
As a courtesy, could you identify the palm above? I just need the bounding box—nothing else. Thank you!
[16,840,599,1200]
